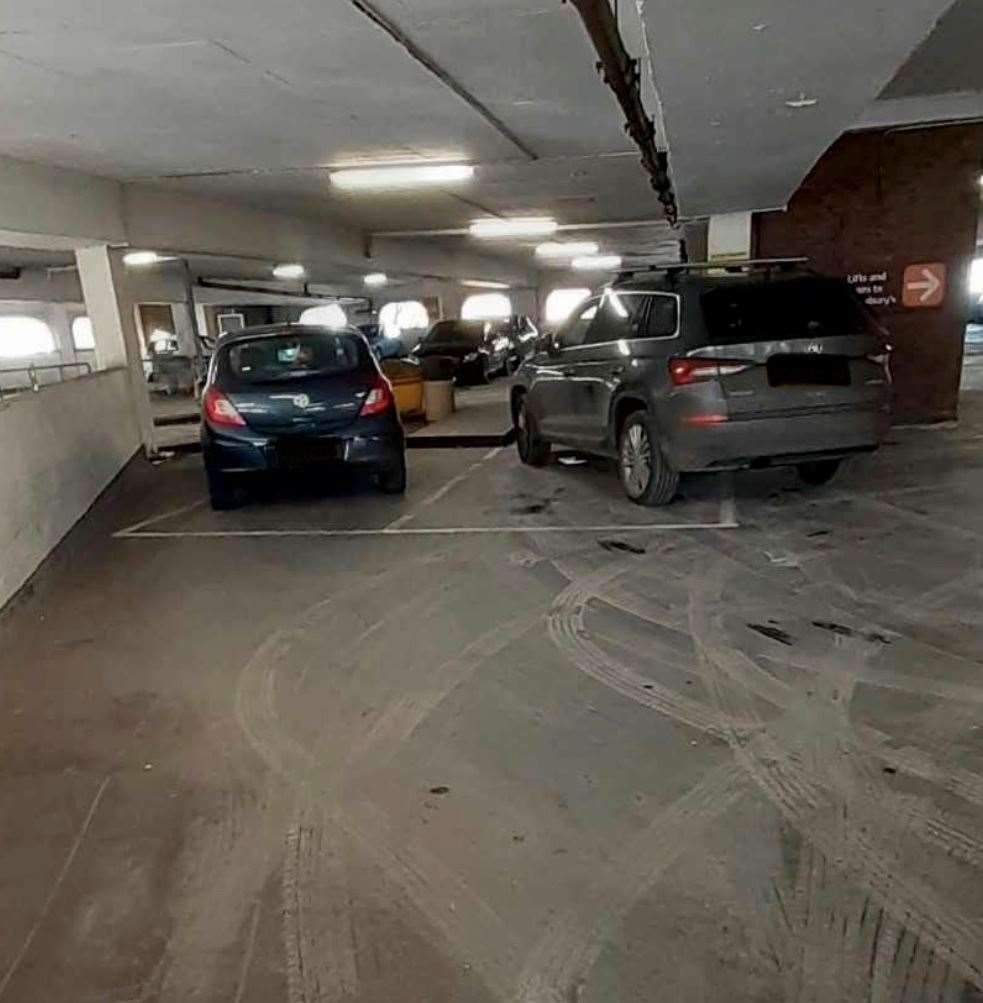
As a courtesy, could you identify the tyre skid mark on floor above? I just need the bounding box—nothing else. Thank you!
[338,610,544,776]
[537,540,983,998]
[339,799,520,1000]
[670,533,983,814]
[233,898,262,1003]
[688,559,983,994]
[234,560,542,1000]
[514,760,747,1003]
[547,560,741,742]
[283,807,358,1003]
[156,780,279,1002]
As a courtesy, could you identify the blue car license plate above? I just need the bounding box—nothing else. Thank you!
[275,439,342,470]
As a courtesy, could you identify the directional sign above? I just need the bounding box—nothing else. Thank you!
[902,262,946,308]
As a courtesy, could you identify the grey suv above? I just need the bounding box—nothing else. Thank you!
[511,263,891,505]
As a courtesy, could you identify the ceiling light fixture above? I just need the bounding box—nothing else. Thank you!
[572,255,622,271]
[460,279,510,289]
[364,272,388,287]
[123,250,163,267]
[330,164,474,190]
[535,241,599,259]
[785,93,818,109]
[273,263,306,280]
[470,216,558,239]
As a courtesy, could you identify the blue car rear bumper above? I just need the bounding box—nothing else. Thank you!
[202,416,404,475]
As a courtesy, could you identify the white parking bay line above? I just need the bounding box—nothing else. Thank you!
[382,448,504,532]
[115,520,738,540]
[113,499,206,537]
[718,475,738,528]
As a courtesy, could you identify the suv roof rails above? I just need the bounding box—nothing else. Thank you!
[615,256,809,282]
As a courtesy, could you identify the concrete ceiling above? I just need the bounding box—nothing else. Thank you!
[143,154,661,233]
[0,0,974,271]
[0,2,646,221]
[636,0,962,217]
[881,0,983,99]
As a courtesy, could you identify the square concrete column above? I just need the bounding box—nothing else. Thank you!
[75,245,156,455]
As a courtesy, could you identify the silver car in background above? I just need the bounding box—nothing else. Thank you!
[512,262,892,505]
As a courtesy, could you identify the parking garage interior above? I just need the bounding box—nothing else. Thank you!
[2,3,983,1001]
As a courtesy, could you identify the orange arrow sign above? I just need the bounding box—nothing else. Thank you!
[902,263,946,308]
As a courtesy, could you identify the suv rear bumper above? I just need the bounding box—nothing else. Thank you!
[666,405,890,472]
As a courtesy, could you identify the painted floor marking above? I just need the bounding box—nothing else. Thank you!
[0,775,111,999]
[718,474,737,527]
[114,498,206,536]
[114,461,738,540]
[382,444,505,532]
[115,520,738,540]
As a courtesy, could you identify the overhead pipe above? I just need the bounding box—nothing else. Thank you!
[565,0,678,225]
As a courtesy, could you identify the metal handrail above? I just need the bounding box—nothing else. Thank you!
[0,361,93,406]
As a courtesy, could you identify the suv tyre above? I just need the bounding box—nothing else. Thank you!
[516,396,551,467]
[618,411,679,506]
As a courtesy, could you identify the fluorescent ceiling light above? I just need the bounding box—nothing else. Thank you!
[470,217,558,239]
[535,241,599,259]
[572,255,623,271]
[460,279,510,290]
[123,250,162,267]
[364,272,388,287]
[330,164,474,190]
[273,263,306,280]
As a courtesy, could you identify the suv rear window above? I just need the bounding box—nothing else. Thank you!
[219,330,369,384]
[700,277,871,345]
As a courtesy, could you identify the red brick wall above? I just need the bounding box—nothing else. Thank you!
[755,124,983,423]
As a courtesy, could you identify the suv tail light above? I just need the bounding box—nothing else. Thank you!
[203,387,246,427]
[669,357,752,386]
[360,376,395,417]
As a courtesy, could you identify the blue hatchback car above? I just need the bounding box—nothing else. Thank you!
[201,324,406,509]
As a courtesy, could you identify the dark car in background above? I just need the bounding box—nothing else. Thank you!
[414,319,511,383]
[201,324,406,509]
[512,264,891,506]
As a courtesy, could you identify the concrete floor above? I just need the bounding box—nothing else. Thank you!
[5,396,983,1002]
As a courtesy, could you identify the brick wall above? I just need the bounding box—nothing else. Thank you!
[755,124,982,423]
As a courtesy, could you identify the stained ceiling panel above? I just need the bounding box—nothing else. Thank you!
[637,0,958,216]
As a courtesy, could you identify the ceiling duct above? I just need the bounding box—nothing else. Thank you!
[566,0,678,225]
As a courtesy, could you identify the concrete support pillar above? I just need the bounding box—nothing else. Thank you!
[75,245,155,455]
[45,302,75,361]
[682,221,709,263]
[708,211,752,264]
[171,303,197,358]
